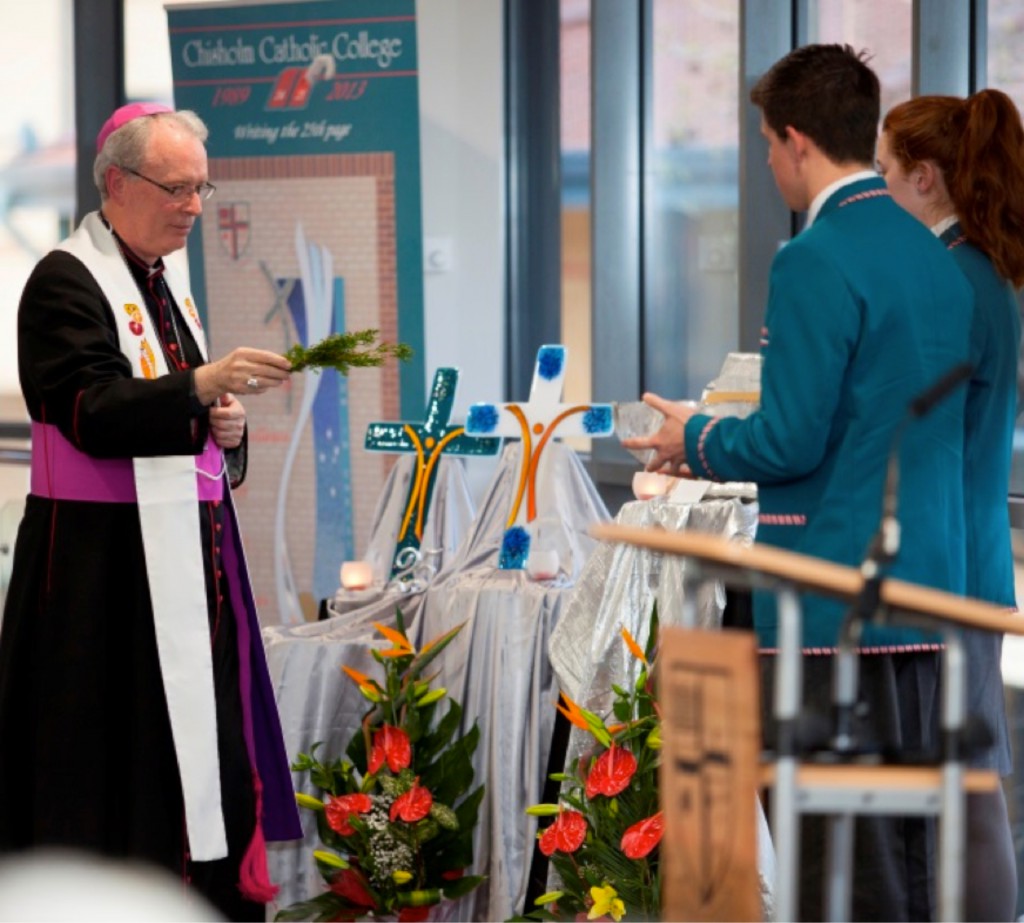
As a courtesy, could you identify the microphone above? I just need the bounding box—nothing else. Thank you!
[829,361,972,757]
[877,361,973,552]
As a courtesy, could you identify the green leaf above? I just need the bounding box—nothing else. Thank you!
[273,893,352,922]
[410,817,440,845]
[440,874,486,899]
[416,699,463,765]
[405,622,467,686]
[419,724,479,804]
[645,601,660,662]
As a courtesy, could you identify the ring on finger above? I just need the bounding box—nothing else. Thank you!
[246,376,259,390]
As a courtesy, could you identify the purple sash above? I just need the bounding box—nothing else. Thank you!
[31,421,225,502]
[29,419,302,840]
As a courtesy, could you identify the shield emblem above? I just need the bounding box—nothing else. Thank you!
[217,203,251,260]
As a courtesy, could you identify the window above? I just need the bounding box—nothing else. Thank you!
[803,0,913,116]
[646,0,740,400]
[0,0,74,395]
[987,0,1024,495]
[560,0,593,450]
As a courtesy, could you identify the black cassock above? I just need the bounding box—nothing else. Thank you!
[0,244,273,921]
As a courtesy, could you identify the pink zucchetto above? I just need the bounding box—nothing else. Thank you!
[96,102,174,153]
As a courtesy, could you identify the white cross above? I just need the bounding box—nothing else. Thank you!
[465,344,613,567]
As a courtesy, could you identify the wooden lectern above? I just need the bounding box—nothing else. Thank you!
[592,522,1024,923]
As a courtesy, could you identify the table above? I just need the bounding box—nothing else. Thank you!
[410,442,612,921]
[265,441,611,917]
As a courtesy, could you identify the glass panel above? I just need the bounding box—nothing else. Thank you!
[646,0,740,401]
[803,0,913,116]
[124,0,228,102]
[987,1,1024,496]
[0,0,74,397]
[561,0,592,449]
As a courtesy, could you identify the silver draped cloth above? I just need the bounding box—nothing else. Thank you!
[361,454,477,588]
[549,495,757,714]
[547,495,777,919]
[413,440,611,921]
[262,455,477,908]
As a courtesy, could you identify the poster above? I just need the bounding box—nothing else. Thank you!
[167,0,424,623]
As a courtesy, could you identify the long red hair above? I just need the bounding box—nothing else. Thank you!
[883,89,1024,287]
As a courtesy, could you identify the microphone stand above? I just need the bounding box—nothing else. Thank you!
[829,362,972,757]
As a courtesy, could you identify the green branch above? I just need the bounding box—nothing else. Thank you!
[284,329,414,374]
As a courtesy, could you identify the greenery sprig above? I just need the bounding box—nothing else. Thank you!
[284,329,414,375]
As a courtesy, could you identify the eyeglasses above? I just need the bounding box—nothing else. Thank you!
[122,166,216,202]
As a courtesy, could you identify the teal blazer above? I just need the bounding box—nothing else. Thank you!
[941,223,1020,607]
[685,177,974,649]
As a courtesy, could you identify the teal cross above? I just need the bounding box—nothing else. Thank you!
[365,367,501,574]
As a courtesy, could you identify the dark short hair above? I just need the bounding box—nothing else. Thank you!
[751,44,880,165]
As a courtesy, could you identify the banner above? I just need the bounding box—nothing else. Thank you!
[167,0,425,624]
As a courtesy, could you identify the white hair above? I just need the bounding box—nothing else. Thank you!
[93,110,208,202]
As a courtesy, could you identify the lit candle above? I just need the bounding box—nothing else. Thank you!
[632,471,672,501]
[340,560,373,591]
[526,548,559,581]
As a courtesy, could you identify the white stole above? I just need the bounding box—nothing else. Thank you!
[59,212,227,860]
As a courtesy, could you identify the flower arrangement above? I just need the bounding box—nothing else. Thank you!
[276,612,485,922]
[522,613,662,922]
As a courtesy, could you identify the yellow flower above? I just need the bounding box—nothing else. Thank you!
[534,890,564,906]
[525,803,561,816]
[620,626,647,664]
[392,870,414,884]
[416,687,447,706]
[295,792,324,810]
[588,884,625,921]
[646,724,662,750]
[313,849,349,869]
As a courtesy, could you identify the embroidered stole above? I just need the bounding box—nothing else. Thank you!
[58,212,228,860]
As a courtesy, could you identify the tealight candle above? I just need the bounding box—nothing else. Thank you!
[526,548,559,581]
[633,471,672,501]
[340,560,373,591]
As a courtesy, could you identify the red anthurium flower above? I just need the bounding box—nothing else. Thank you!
[368,724,412,774]
[585,744,637,798]
[390,779,433,823]
[440,868,464,881]
[621,810,664,859]
[538,809,587,857]
[398,907,432,922]
[324,792,373,836]
[329,867,377,908]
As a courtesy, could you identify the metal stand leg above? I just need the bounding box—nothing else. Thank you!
[772,584,803,923]
[824,813,854,921]
[938,631,966,923]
